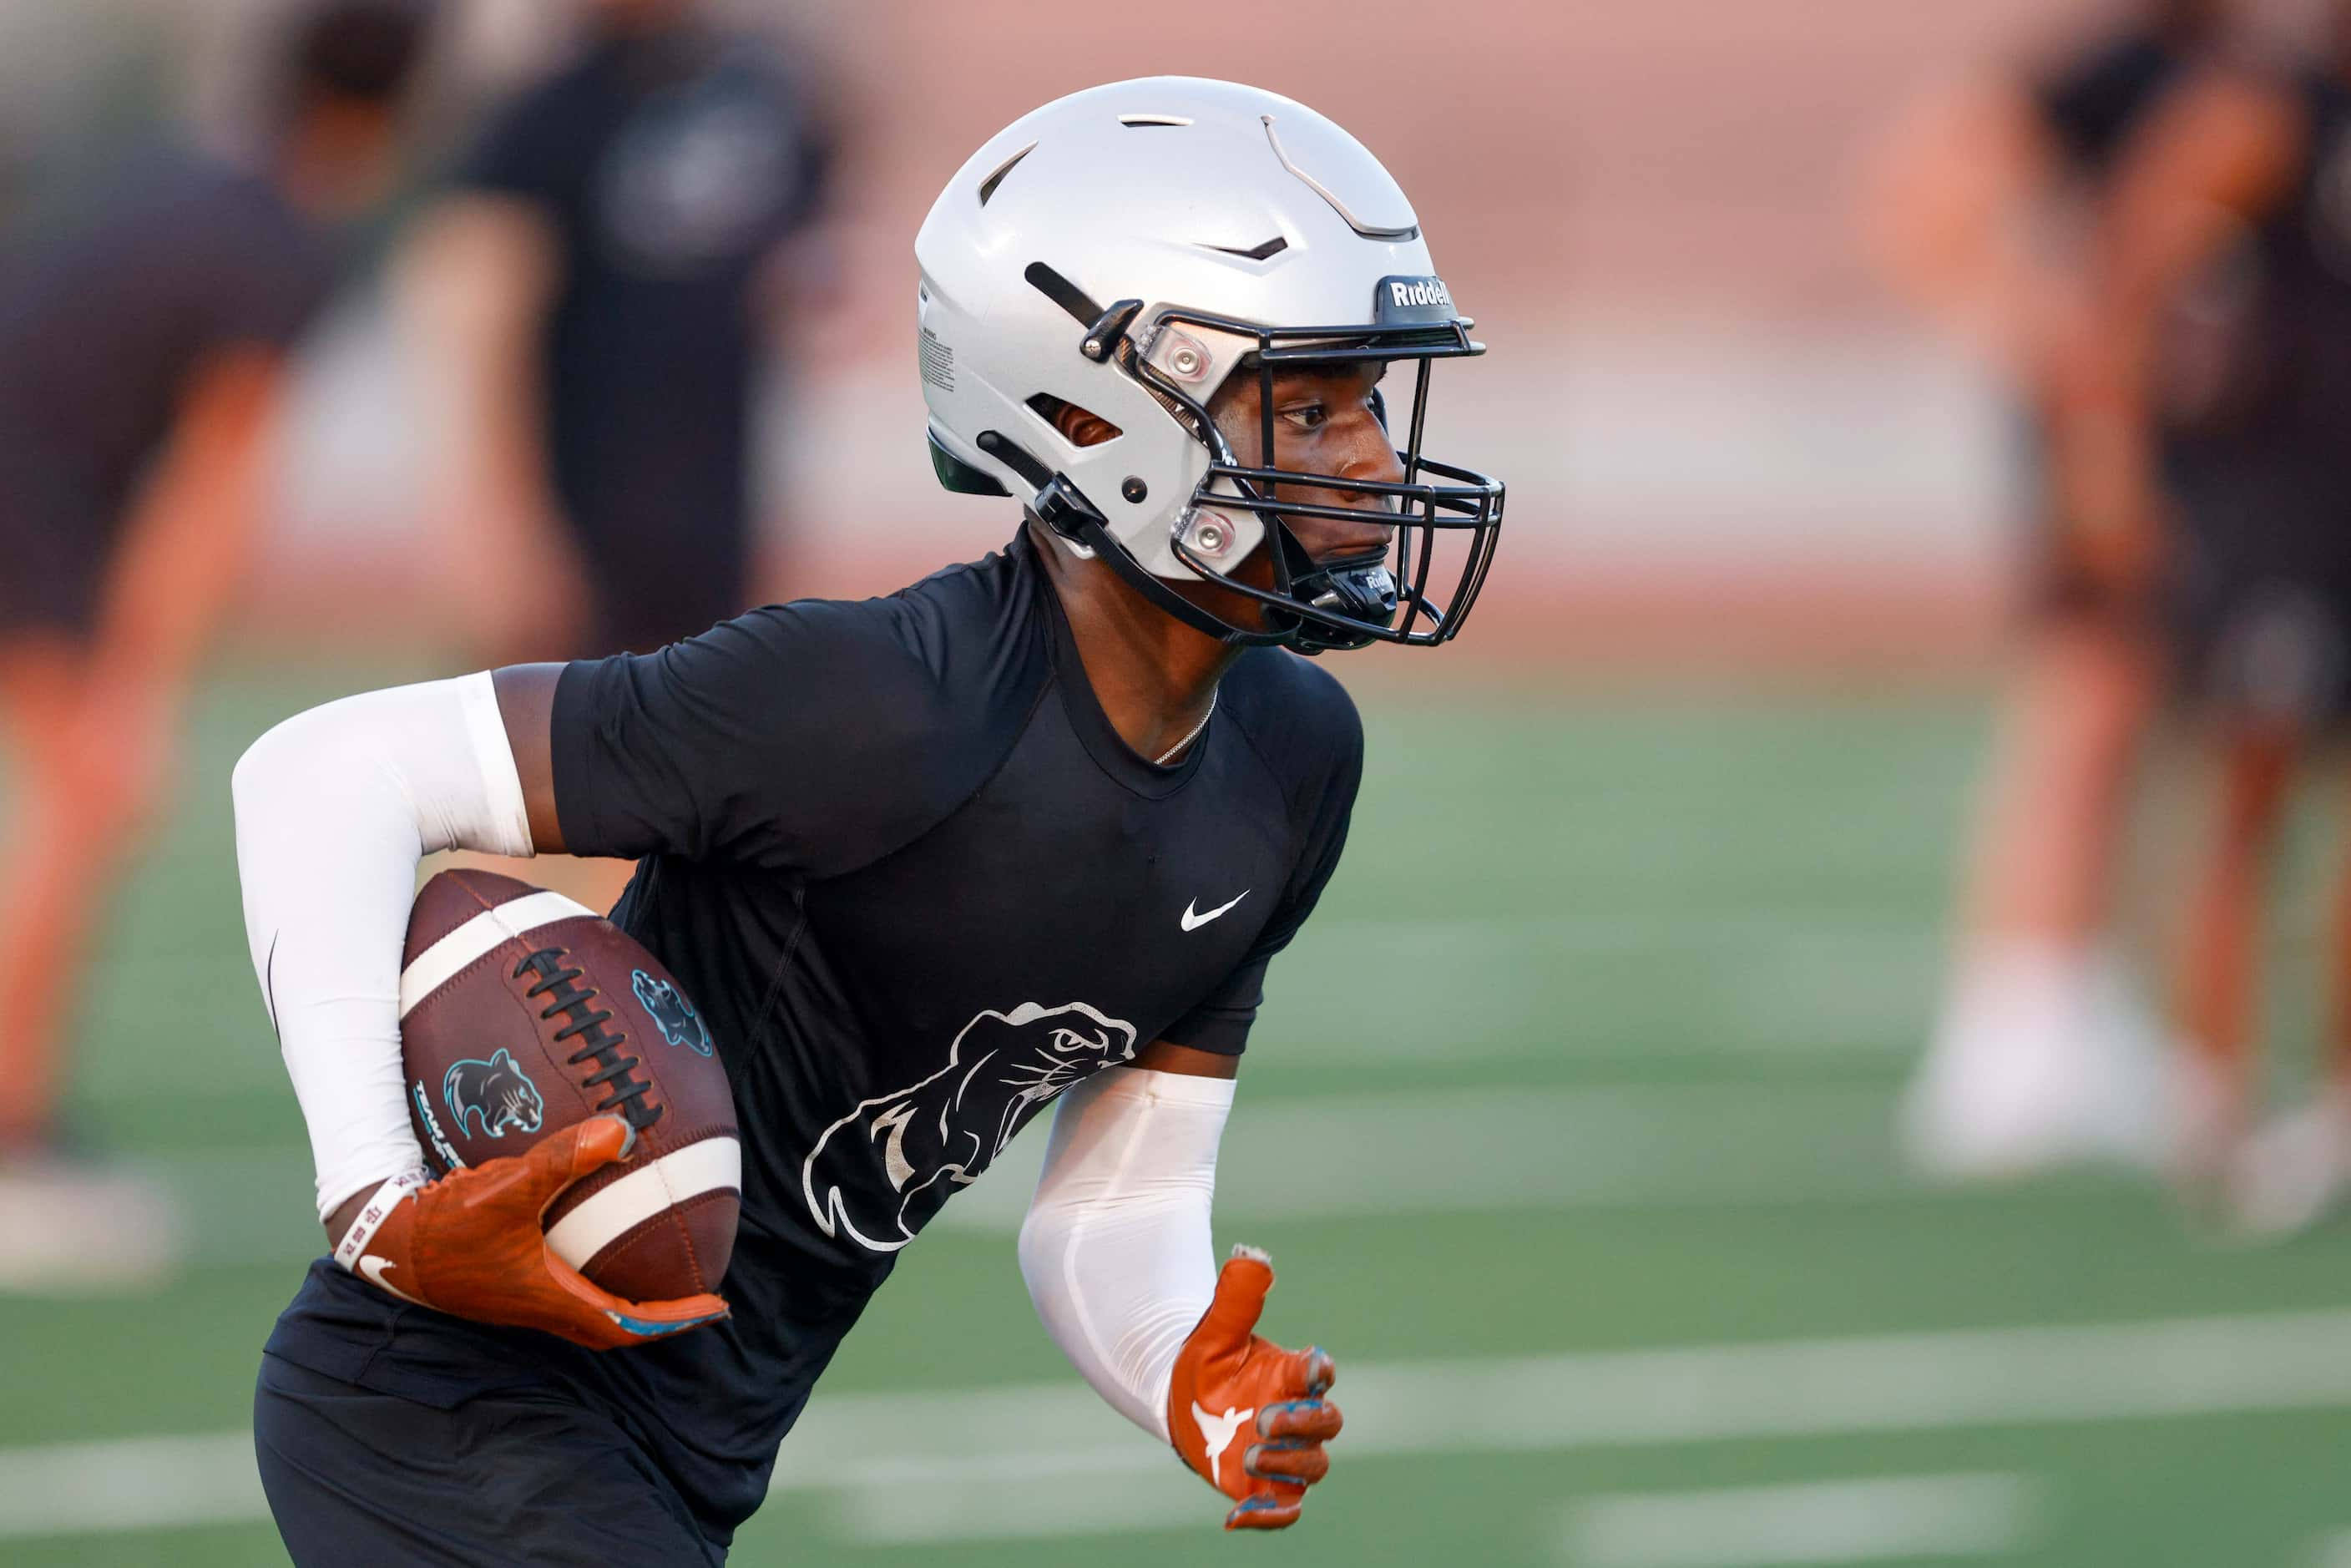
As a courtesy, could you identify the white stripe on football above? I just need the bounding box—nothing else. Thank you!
[397,889,598,1017]
[545,1136,743,1270]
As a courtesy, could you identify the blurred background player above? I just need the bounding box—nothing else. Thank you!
[2074,1,2351,1231]
[0,0,433,1287]
[1865,0,2232,1180]
[404,0,837,666]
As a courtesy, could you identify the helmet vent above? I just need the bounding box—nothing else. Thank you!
[1027,393,1122,446]
[1118,114,1192,127]
[1024,261,1102,326]
[976,141,1036,206]
[1202,235,1289,261]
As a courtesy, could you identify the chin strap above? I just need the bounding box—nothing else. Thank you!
[1009,456,1288,648]
[1073,511,1292,648]
[978,428,1321,650]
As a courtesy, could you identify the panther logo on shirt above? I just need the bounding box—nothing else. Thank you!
[802,1001,1138,1252]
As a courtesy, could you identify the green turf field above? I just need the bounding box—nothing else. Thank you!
[7,662,2351,1566]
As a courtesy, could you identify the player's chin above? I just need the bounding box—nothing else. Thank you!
[1284,504,1397,566]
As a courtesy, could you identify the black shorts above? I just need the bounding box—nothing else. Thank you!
[254,1353,731,1566]
[2163,448,2351,727]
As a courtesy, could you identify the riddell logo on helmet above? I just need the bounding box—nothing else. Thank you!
[1388,277,1452,310]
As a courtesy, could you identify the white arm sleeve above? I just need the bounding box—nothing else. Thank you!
[231,672,533,1221]
[1017,1067,1233,1442]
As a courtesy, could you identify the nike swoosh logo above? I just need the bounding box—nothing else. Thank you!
[358,1255,428,1307]
[1181,891,1249,933]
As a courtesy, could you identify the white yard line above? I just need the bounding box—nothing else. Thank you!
[1555,1473,2038,1568]
[113,909,1940,1107]
[931,1080,1903,1233]
[1298,912,1939,953]
[0,1434,270,1540]
[105,911,1936,989]
[158,1080,1917,1267]
[819,1475,1208,1545]
[1273,916,1938,1060]
[22,1308,2351,1544]
[783,1307,2351,1476]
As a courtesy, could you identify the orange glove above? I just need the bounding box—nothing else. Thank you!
[332,1116,730,1351]
[1166,1246,1342,1530]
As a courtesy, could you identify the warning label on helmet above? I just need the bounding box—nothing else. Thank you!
[920,327,955,392]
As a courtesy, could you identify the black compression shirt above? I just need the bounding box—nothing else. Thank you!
[454,23,830,645]
[265,531,1363,1538]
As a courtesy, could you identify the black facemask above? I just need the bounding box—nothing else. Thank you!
[1150,290,1504,651]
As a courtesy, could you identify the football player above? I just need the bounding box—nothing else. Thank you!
[2061,4,2351,1229]
[232,78,1504,1560]
[405,0,839,665]
[0,0,432,1285]
[1863,0,2232,1178]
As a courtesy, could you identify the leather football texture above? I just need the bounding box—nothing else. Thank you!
[399,868,739,1302]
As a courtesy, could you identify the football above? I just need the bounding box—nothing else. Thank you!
[397,868,739,1302]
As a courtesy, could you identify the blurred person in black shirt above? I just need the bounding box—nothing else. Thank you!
[1865,0,2232,1182]
[405,0,836,665]
[0,0,432,1285]
[2066,2,2351,1230]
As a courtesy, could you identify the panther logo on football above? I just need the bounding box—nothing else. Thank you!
[802,1001,1138,1252]
[442,1050,545,1141]
[633,969,712,1056]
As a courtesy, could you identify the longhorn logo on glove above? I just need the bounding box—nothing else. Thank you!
[802,1001,1136,1252]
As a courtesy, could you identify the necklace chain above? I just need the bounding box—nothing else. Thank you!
[1154,690,1217,766]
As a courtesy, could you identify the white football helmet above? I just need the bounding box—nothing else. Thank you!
[914,77,1504,652]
